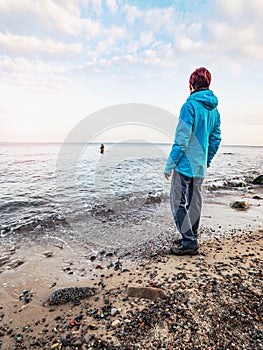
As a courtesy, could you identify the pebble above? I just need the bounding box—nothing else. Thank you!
[111,319,121,327]
[7,259,24,269]
[230,201,250,210]
[43,251,53,258]
[110,307,118,316]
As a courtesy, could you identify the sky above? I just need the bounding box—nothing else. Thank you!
[0,0,262,145]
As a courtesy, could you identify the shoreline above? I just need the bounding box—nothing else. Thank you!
[0,227,262,349]
[0,183,262,349]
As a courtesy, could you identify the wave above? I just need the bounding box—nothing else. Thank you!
[205,178,248,191]
[0,199,49,212]
[0,213,68,237]
[0,191,167,236]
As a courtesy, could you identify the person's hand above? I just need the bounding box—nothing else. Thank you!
[164,172,171,180]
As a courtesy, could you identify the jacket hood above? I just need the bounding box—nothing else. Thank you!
[187,89,218,110]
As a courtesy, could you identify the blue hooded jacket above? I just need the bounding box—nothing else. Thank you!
[164,89,221,178]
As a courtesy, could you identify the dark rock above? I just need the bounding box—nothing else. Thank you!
[114,259,121,271]
[49,287,97,305]
[252,175,263,185]
[43,251,53,258]
[127,286,166,300]
[230,201,250,210]
[252,195,262,200]
[15,334,23,343]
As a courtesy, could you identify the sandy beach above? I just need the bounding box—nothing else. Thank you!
[0,189,262,350]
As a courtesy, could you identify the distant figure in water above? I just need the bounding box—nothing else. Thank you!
[100,144,105,154]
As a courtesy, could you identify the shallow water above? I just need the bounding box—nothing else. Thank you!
[0,143,262,242]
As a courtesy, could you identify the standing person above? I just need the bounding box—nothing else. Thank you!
[164,67,221,256]
[100,144,105,154]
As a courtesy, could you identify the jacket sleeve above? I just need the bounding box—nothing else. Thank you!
[207,112,221,167]
[164,102,194,174]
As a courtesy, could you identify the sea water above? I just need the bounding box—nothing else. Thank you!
[0,143,262,241]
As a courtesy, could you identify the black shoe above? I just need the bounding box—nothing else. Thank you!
[173,238,182,246]
[170,245,199,256]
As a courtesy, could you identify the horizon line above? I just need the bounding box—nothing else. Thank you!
[0,141,262,147]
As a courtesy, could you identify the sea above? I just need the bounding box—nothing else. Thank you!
[0,142,262,247]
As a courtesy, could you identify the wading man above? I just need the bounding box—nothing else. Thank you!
[164,67,221,256]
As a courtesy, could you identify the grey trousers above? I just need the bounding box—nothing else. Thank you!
[170,171,203,249]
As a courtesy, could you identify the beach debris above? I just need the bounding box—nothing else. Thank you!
[127,286,167,300]
[49,287,97,305]
[252,175,263,185]
[230,200,251,210]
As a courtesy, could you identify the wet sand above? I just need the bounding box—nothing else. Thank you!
[0,187,263,349]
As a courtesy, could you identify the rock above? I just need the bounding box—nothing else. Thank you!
[230,201,250,210]
[114,259,121,271]
[127,286,166,300]
[111,319,121,327]
[8,259,25,269]
[252,195,262,200]
[110,307,118,317]
[0,256,10,267]
[0,330,5,336]
[49,286,97,305]
[15,334,23,343]
[43,251,53,258]
[252,175,263,185]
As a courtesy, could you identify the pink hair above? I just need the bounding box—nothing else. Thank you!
[189,67,212,90]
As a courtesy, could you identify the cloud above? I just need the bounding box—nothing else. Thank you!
[91,0,103,16]
[0,0,103,37]
[96,26,126,55]
[0,33,83,57]
[209,1,263,61]
[0,0,262,88]
[106,0,118,14]
[0,56,69,91]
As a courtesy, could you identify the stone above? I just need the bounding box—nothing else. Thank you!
[7,260,24,269]
[110,307,118,317]
[252,175,263,185]
[49,287,97,305]
[127,286,166,300]
[111,319,121,327]
[252,195,262,200]
[230,201,250,210]
[43,251,53,258]
[0,256,10,267]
